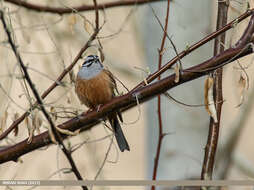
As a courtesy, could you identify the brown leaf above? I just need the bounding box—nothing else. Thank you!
[84,19,94,35]
[68,14,77,34]
[12,112,20,136]
[50,107,57,121]
[0,110,8,134]
[26,117,35,144]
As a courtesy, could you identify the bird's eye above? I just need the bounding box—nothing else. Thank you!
[86,62,93,67]
[82,60,93,67]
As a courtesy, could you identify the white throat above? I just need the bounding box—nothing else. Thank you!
[77,63,103,80]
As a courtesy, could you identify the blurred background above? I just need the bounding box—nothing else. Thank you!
[1,0,254,190]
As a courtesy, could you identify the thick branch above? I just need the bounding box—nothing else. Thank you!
[0,39,253,164]
[4,0,163,14]
[201,1,229,181]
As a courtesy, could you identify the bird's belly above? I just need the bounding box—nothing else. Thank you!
[75,71,113,108]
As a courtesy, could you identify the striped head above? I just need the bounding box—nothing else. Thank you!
[78,55,104,80]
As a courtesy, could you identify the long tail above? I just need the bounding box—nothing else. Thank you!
[109,115,130,152]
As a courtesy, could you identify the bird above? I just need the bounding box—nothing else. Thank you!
[75,55,130,152]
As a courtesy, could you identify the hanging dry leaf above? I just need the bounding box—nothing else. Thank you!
[204,76,218,123]
[12,112,19,136]
[84,19,94,35]
[0,110,8,134]
[68,14,77,34]
[26,117,35,144]
[50,107,57,121]
[32,111,43,133]
[236,74,247,107]
[12,112,19,121]
[174,64,180,83]
[67,94,71,104]
[35,114,42,135]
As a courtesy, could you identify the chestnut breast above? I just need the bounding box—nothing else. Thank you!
[75,70,114,109]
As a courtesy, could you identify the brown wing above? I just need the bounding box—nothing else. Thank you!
[103,69,123,122]
[103,69,120,96]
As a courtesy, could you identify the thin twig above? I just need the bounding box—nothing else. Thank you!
[93,0,99,31]
[152,1,170,190]
[149,4,183,69]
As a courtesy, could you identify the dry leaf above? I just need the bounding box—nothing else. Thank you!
[12,112,19,136]
[32,111,43,132]
[50,107,57,121]
[68,14,77,34]
[204,76,218,123]
[174,64,180,83]
[12,112,19,121]
[84,19,94,35]
[236,74,247,107]
[0,110,8,133]
[67,95,71,104]
[26,117,35,144]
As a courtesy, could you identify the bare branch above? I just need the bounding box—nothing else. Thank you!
[4,0,163,15]
[152,1,170,190]
[201,1,229,181]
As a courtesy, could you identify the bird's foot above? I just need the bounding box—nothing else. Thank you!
[84,108,93,114]
[96,104,103,112]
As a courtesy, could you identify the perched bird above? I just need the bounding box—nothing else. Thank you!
[75,55,130,152]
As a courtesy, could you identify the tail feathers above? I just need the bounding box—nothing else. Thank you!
[110,117,130,152]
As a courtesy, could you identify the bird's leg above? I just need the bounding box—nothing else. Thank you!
[75,108,92,121]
